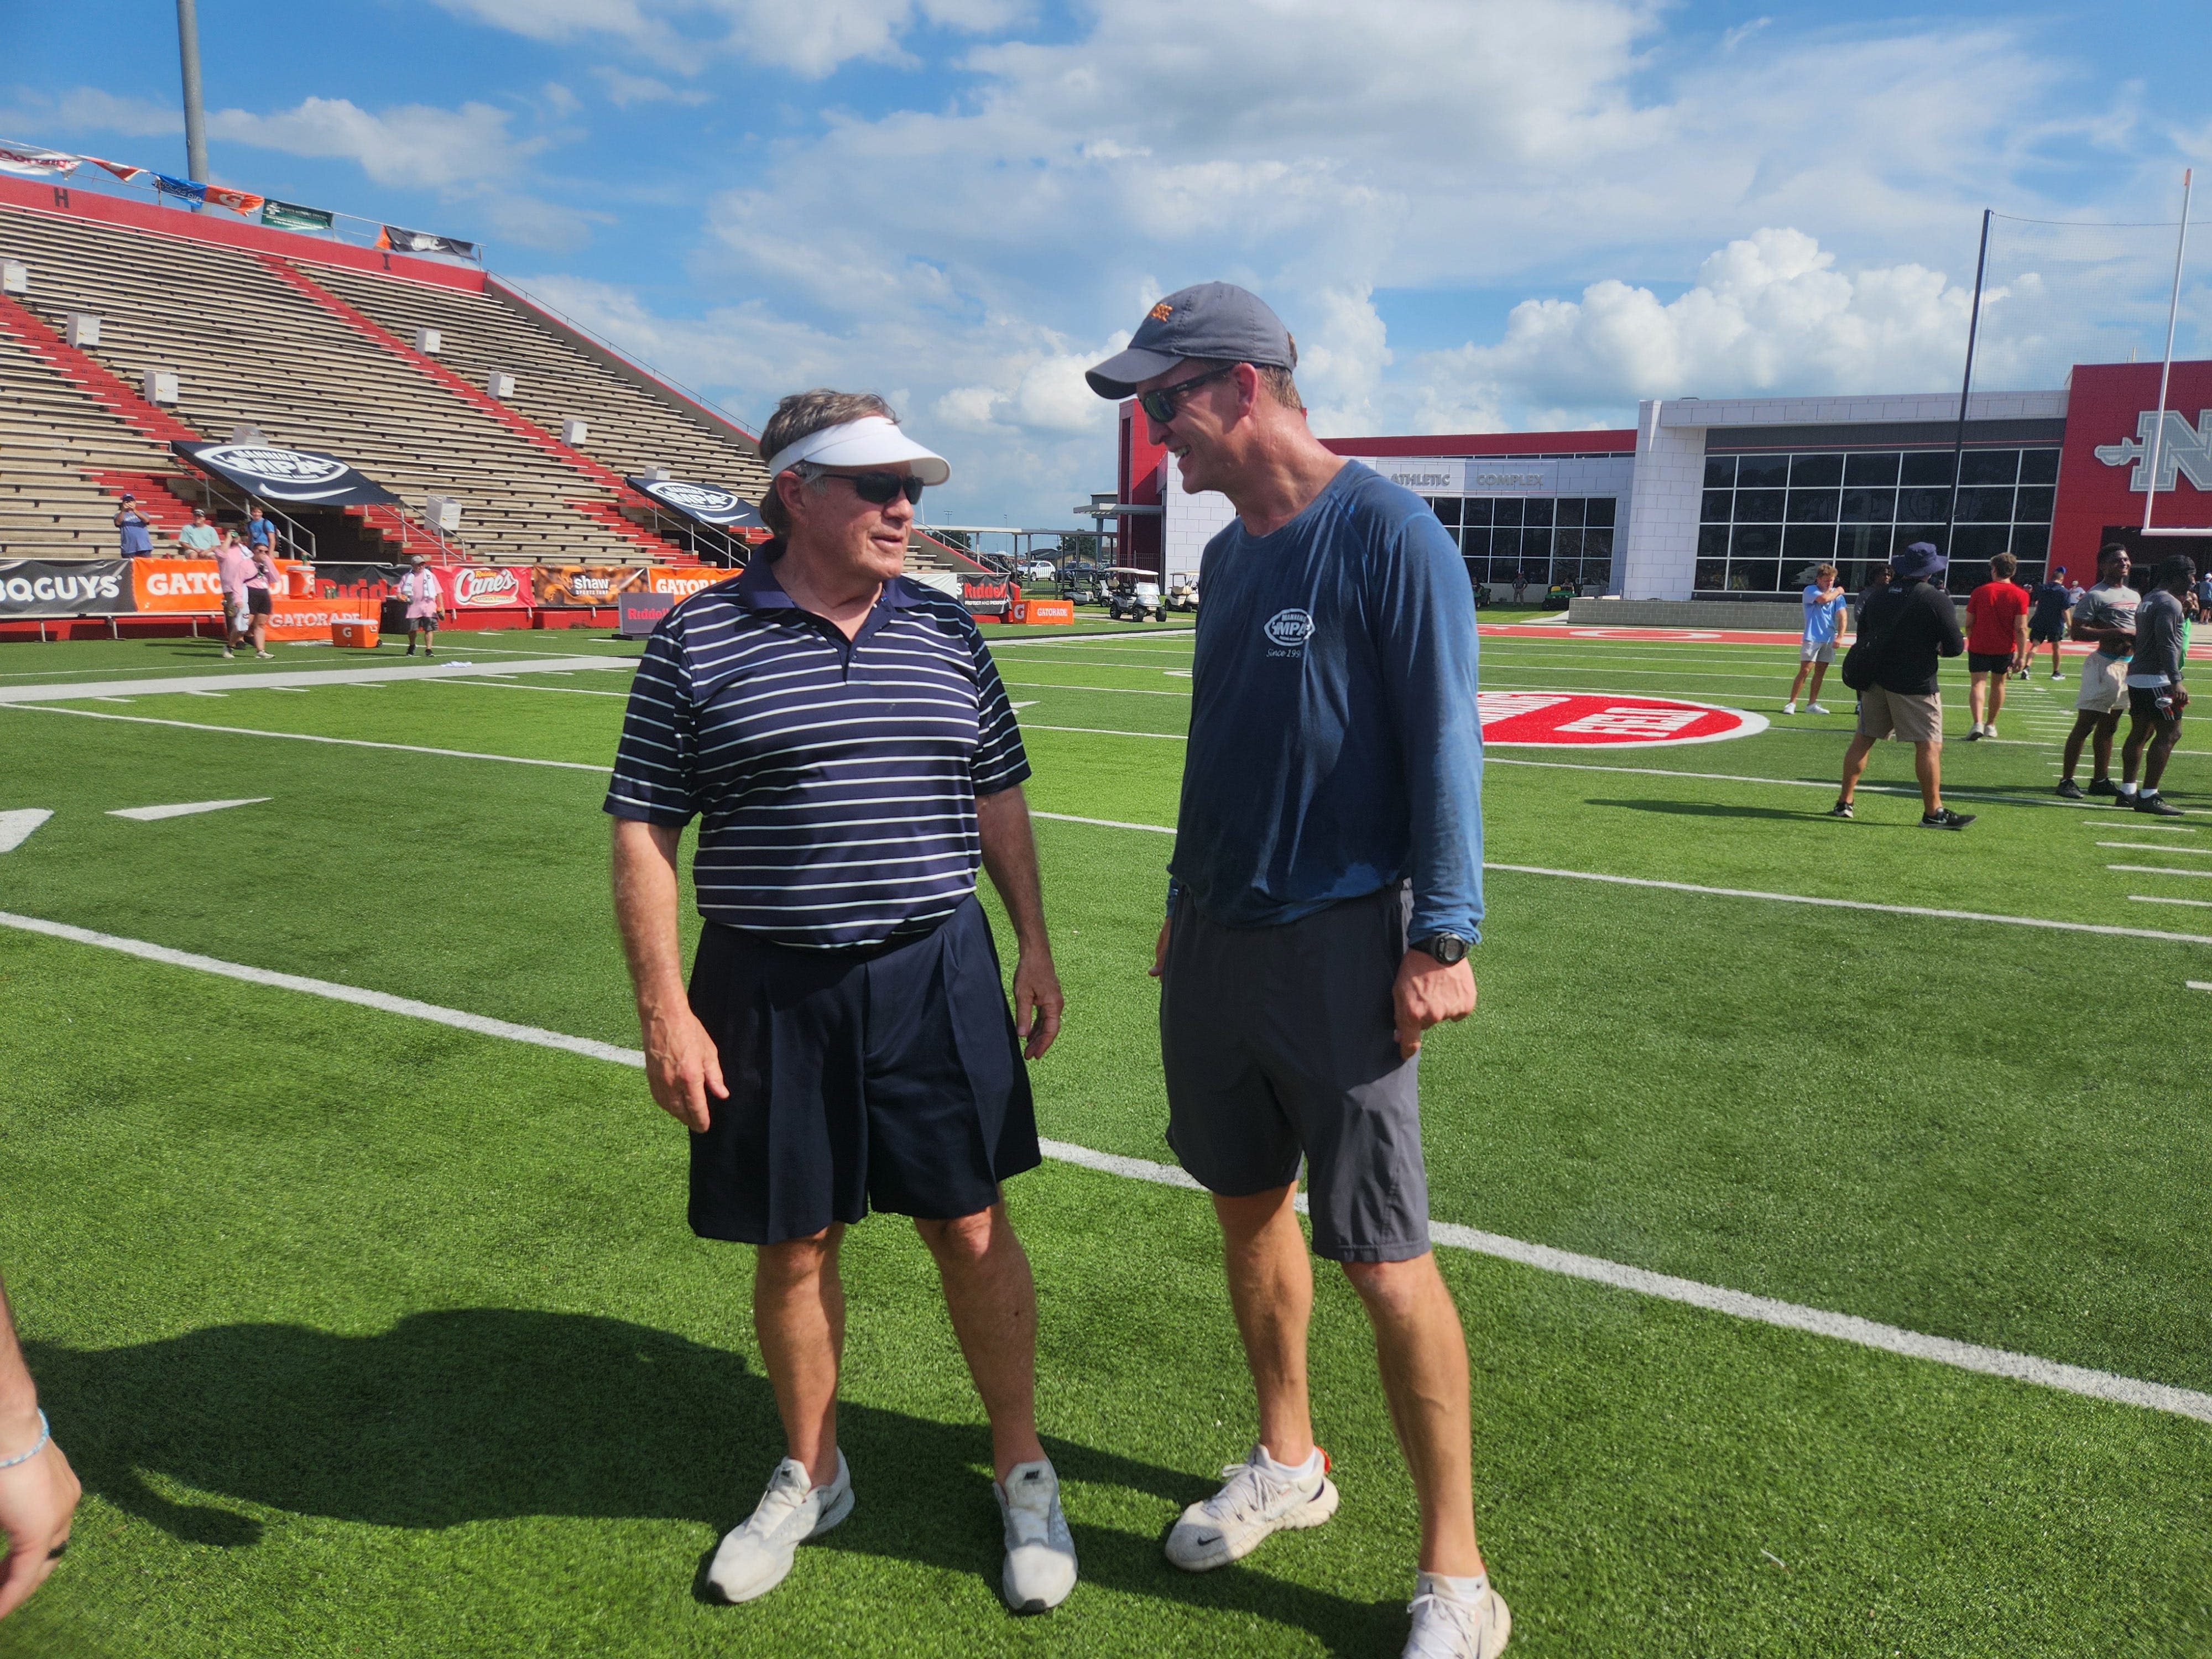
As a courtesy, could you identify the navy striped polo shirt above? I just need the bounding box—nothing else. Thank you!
[604,554,1031,950]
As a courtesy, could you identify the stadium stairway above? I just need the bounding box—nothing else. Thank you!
[0,200,720,566]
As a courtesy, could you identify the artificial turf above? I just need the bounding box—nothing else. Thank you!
[1,623,2208,1656]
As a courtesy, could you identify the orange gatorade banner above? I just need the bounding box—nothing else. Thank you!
[131,559,311,612]
[266,596,375,641]
[648,568,732,600]
[1019,600,1074,624]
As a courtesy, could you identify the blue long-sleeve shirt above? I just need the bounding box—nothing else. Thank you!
[1170,461,1484,942]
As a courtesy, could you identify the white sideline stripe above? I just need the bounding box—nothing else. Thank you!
[1029,813,2212,945]
[2,905,2203,1429]
[1025,723,1187,741]
[2107,864,2212,879]
[432,677,629,700]
[1033,1141,2212,1425]
[0,655,628,703]
[2190,981,2212,992]
[2086,820,2195,831]
[0,911,647,1068]
[7,704,607,771]
[2131,894,2212,908]
[2098,842,2212,855]
[108,797,270,821]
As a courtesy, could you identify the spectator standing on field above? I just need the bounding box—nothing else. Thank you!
[1510,568,1527,604]
[1831,541,1971,828]
[1963,552,2030,739]
[606,390,1078,1616]
[241,538,276,659]
[2119,555,2194,816]
[2028,565,2072,680]
[398,555,444,656]
[176,505,218,560]
[1783,563,1846,714]
[113,493,153,557]
[215,530,254,660]
[2055,544,2139,800]
[0,1272,80,1623]
[1087,285,1506,1659]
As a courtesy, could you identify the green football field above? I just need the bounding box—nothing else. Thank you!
[0,617,2208,1657]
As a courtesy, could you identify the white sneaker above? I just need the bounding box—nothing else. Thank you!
[1984,724,1998,739]
[705,1451,853,1603]
[1806,702,1830,714]
[1404,1579,1512,1658]
[1781,701,1797,714]
[1165,1444,1338,1571]
[995,1459,1078,1613]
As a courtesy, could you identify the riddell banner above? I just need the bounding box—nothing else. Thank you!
[0,560,133,617]
[531,566,650,607]
[1477,692,1767,748]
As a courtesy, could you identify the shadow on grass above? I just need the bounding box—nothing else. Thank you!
[28,1310,1402,1653]
[1585,797,1814,822]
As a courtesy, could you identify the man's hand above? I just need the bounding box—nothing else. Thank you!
[2171,685,2190,711]
[1010,950,1064,1060]
[1391,949,1476,1060]
[638,999,726,1133]
[0,1417,78,1623]
[1149,917,1170,979]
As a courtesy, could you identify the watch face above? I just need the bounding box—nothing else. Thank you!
[1424,934,1468,964]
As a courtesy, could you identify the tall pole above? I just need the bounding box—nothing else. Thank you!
[176,0,209,188]
[1944,208,1994,549]
[2142,166,2194,535]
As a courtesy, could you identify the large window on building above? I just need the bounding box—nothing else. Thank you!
[1697,448,2060,595]
[1422,495,1619,592]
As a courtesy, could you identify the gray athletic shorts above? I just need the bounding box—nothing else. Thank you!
[1159,884,1430,1263]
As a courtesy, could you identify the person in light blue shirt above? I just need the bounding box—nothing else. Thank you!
[1783,562,1847,714]
[1087,283,1503,1659]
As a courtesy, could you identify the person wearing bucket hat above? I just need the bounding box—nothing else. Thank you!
[1832,540,1972,827]
[606,389,1076,1616]
[1089,290,1507,1659]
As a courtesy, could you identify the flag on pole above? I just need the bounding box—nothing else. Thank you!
[0,143,82,180]
[84,155,149,184]
[377,225,477,259]
[203,185,265,216]
[260,199,335,232]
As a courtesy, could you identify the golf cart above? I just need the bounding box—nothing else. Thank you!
[1166,571,1199,613]
[1105,566,1165,622]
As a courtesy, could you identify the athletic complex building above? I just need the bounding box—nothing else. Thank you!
[1110,359,2212,602]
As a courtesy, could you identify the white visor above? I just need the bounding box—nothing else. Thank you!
[764,415,951,486]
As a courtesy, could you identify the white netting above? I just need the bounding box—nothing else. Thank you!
[1969,211,2204,390]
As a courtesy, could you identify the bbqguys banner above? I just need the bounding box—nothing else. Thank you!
[0,560,132,617]
[173,441,401,508]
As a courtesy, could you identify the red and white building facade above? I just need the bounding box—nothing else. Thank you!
[1110,359,2212,599]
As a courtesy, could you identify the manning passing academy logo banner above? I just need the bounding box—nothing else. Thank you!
[173,441,401,508]
[627,477,768,531]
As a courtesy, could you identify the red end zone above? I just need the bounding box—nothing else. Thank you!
[1478,692,1768,748]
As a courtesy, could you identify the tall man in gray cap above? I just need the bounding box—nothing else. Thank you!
[1088,285,1505,1659]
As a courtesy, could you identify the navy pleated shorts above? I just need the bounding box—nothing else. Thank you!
[685,895,1041,1245]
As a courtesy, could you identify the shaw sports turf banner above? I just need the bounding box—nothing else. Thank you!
[174,441,401,508]
[0,560,132,616]
[260,200,335,232]
[530,566,649,607]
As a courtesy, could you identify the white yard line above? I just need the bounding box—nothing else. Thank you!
[2131,895,2212,908]
[2097,842,2212,855]
[2190,982,2212,992]
[430,678,631,700]
[2086,820,2195,831]
[2,904,2204,1428]
[1003,681,1192,698]
[6,705,606,771]
[0,655,630,705]
[2107,864,2212,879]
[1034,811,1176,835]
[1024,723,1187,741]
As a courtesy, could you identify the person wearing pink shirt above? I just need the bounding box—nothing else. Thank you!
[214,532,255,660]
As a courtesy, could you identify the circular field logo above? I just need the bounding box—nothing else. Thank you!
[1478,692,1768,748]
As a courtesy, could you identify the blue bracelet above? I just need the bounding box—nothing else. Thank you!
[0,1411,49,1469]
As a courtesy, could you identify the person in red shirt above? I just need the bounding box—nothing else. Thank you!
[1964,551,2030,739]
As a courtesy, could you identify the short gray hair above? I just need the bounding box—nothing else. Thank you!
[758,388,897,535]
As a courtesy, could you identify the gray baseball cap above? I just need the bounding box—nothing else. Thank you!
[1086,282,1297,399]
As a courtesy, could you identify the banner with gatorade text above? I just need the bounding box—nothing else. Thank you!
[132,559,312,613]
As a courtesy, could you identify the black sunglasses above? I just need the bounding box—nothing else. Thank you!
[827,470,926,505]
[1137,363,1239,424]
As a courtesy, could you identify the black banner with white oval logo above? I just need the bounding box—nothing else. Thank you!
[627,476,766,531]
[174,441,401,507]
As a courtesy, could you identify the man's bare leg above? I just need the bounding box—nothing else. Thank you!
[755,1225,846,1488]
[1343,1253,1484,1577]
[915,1201,1047,1483]
[1913,739,1943,814]
[2060,711,2098,781]
[1786,661,1812,705]
[2122,711,2154,786]
[1213,1184,1315,1465]
[1837,732,1877,804]
[1805,660,1830,703]
[1985,671,2007,727]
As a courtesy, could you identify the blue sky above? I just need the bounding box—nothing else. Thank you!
[7,0,2208,525]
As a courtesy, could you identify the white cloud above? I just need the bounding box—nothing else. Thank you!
[0,86,183,140]
[592,69,712,107]
[207,97,541,190]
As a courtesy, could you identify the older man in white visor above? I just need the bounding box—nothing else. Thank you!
[607,389,1077,1614]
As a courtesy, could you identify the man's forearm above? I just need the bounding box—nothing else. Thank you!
[976,785,1051,953]
[610,818,688,1012]
[0,1279,36,1429]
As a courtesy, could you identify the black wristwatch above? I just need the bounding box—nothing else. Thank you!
[1413,932,1470,966]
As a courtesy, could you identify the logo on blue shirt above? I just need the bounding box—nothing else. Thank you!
[1264,608,1314,650]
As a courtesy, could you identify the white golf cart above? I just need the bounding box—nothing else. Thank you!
[1166,571,1199,613]
[1105,566,1165,623]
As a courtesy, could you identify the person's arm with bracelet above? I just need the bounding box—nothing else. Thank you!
[2013,603,2030,671]
[0,1275,79,1621]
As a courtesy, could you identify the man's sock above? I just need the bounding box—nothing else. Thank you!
[1416,1571,1491,1605]
[1256,1444,1323,1480]
[2120,781,2139,796]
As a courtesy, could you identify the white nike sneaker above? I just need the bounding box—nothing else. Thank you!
[1781,700,1797,714]
[1164,1444,1338,1571]
[705,1451,853,1603]
[1806,702,1830,714]
[995,1459,1078,1613]
[1404,1579,1512,1658]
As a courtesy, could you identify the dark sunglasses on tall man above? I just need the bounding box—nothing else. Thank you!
[1137,362,1239,424]
[828,470,928,505]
